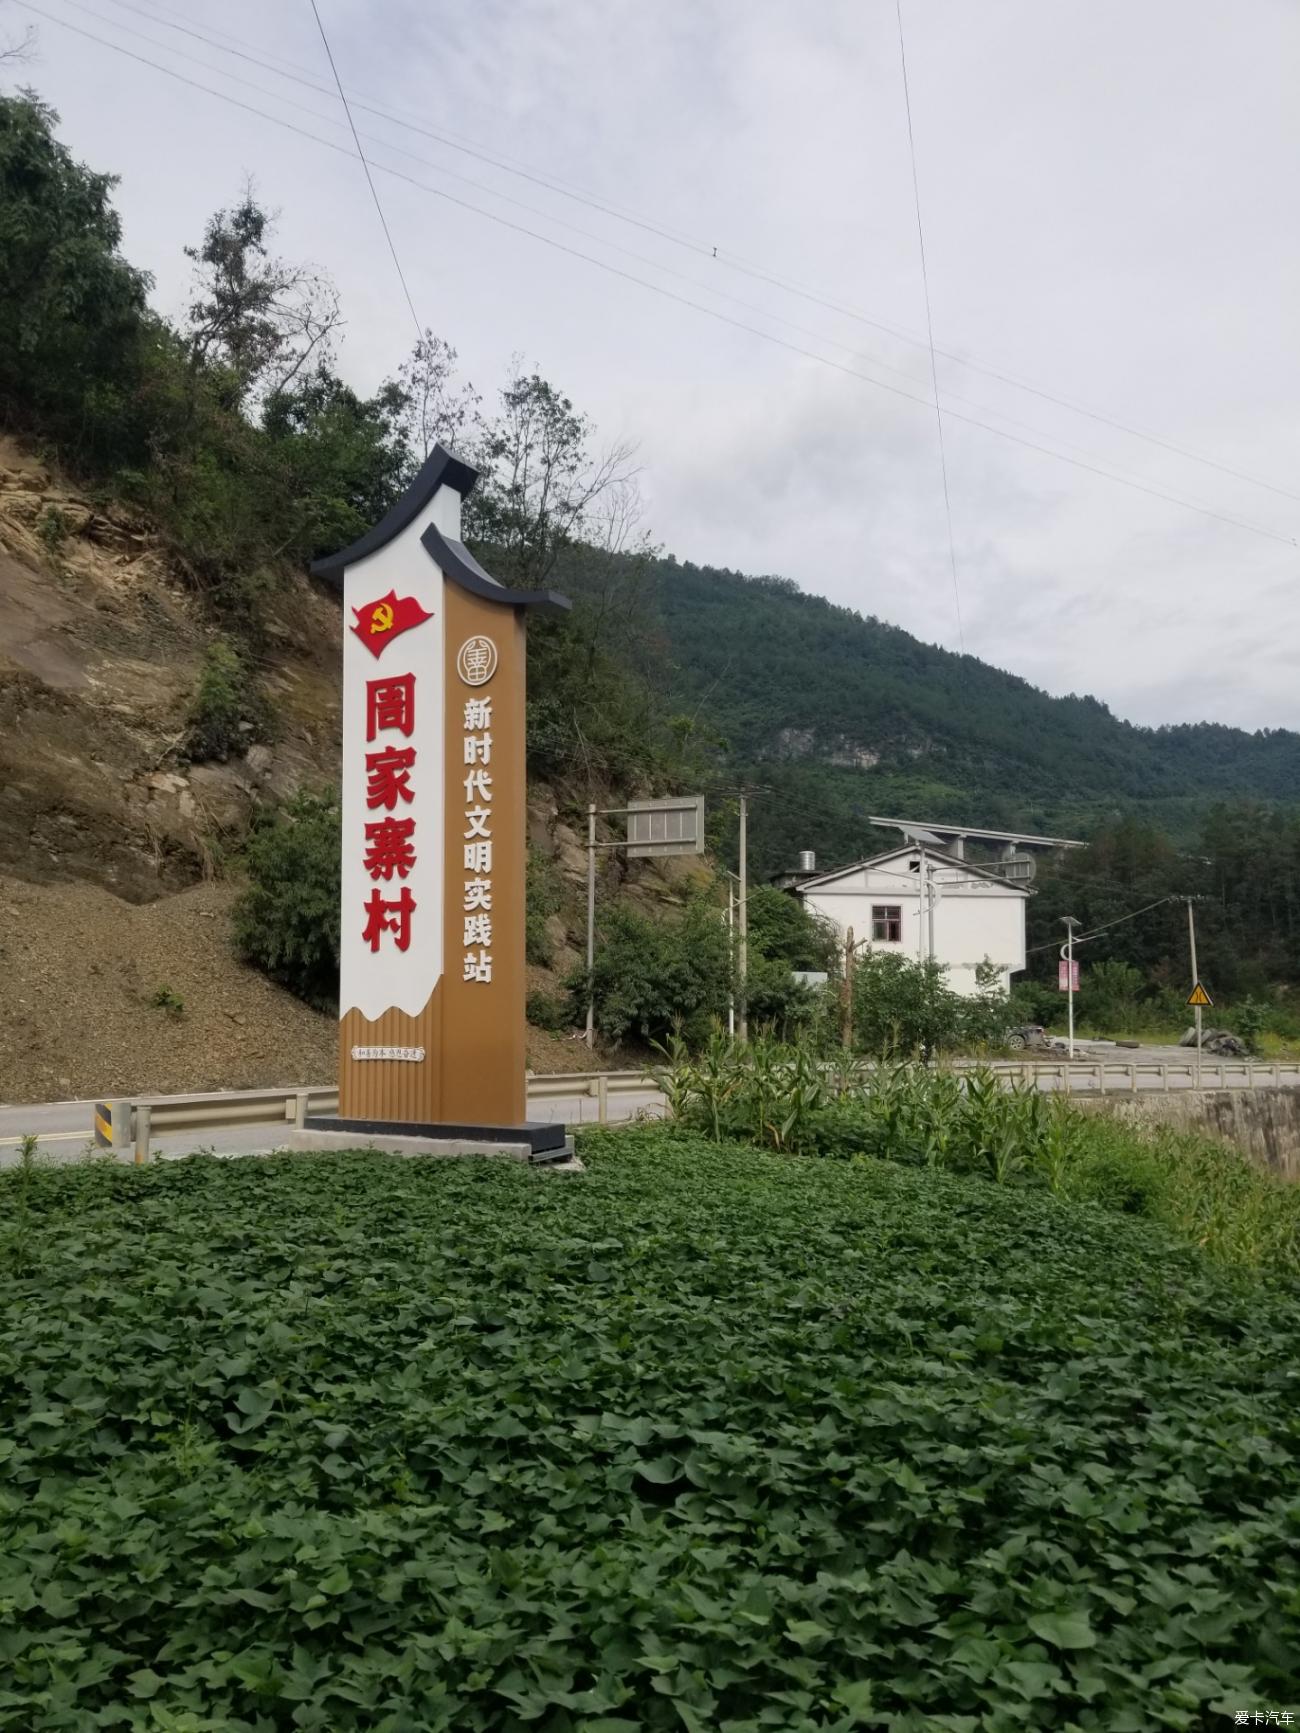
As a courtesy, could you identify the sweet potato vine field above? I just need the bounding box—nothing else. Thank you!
[1,1134,1298,1731]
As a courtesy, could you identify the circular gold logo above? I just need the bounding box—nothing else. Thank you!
[457,635,498,686]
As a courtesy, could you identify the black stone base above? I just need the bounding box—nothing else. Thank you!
[304,1115,567,1159]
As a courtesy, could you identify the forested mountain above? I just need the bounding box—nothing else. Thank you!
[642,555,1300,875]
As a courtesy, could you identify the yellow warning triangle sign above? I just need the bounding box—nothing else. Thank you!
[1187,981,1213,1008]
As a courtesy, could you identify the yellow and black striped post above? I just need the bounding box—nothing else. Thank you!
[93,1101,124,1150]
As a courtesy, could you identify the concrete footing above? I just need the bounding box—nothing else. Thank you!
[281,1128,579,1166]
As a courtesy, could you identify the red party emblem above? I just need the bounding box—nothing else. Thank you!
[351,590,432,658]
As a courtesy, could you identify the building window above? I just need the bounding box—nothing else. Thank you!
[872,904,902,942]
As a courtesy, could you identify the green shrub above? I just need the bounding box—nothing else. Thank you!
[525,987,569,1033]
[36,503,70,552]
[524,847,563,965]
[185,638,269,763]
[232,790,339,1008]
[2,1141,1297,1728]
[575,894,732,1046]
[148,984,184,1018]
[851,949,961,1058]
[1227,996,1267,1053]
[958,955,1016,1050]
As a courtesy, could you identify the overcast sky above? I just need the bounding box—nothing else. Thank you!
[7,0,1299,731]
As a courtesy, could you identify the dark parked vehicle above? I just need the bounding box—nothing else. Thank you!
[1005,1024,1053,1051]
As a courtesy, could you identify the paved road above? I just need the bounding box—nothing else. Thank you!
[3,1051,1299,1168]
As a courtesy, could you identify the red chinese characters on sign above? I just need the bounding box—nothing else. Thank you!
[362,886,416,952]
[351,591,432,658]
[364,816,416,880]
[1058,958,1080,992]
[365,745,416,811]
[360,674,419,952]
[366,674,415,741]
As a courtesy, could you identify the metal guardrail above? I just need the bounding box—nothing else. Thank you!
[94,1059,1300,1158]
[99,1087,340,1162]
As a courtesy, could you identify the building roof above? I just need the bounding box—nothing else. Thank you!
[795,844,1031,897]
[310,444,479,583]
[310,442,569,614]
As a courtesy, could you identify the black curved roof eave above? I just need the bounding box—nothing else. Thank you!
[309,443,479,582]
[420,523,571,614]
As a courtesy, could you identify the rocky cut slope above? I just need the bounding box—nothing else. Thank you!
[0,436,704,1100]
[0,436,344,901]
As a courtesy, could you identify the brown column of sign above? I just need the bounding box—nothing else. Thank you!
[440,584,528,1126]
[338,990,443,1122]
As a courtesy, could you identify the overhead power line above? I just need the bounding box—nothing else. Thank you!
[1025,895,1179,954]
[18,1,1300,555]
[83,0,1300,509]
[895,0,964,651]
[304,0,422,344]
[52,0,1296,535]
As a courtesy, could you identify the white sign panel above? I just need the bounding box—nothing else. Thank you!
[338,497,453,1022]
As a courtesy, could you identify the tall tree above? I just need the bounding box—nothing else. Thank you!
[0,92,152,464]
[471,366,638,588]
[389,330,481,468]
[184,187,339,406]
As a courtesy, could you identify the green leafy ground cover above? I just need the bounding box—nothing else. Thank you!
[2,1138,1298,1731]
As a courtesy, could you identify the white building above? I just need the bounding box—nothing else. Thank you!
[793,845,1029,996]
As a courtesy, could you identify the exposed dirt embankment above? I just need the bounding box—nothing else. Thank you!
[0,435,342,901]
[0,874,336,1102]
[0,871,618,1103]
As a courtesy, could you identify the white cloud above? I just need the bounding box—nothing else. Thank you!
[14,0,1300,730]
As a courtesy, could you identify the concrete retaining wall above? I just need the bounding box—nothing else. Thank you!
[1079,1088,1300,1181]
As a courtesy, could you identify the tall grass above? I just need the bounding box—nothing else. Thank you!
[653,1039,1300,1271]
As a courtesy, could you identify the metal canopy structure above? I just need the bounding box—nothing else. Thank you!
[868,816,1086,859]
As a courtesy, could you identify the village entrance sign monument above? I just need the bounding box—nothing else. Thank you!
[307,445,569,1155]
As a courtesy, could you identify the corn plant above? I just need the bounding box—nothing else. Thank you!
[650,1027,699,1122]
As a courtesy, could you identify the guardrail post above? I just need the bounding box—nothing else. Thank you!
[94,1099,132,1150]
[597,1075,609,1125]
[133,1104,151,1166]
[1162,1064,1170,1093]
[1129,1064,1137,1093]
[293,1090,309,1130]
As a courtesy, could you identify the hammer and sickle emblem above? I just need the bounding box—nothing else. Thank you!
[370,600,394,634]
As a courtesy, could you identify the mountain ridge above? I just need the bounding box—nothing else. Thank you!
[626,553,1300,872]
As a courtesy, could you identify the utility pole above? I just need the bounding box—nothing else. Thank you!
[1060,915,1079,1060]
[842,925,855,1049]
[727,878,736,1037]
[916,842,927,963]
[926,859,936,963]
[1187,897,1201,1085]
[585,803,596,1049]
[737,792,749,1041]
